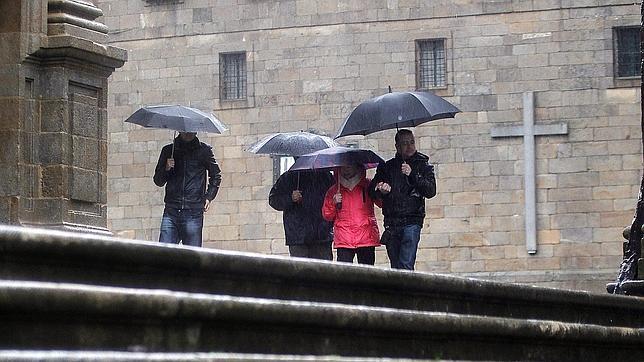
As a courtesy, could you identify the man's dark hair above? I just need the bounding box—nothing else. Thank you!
[395,129,414,145]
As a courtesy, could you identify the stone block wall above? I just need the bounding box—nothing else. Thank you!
[0,0,125,233]
[98,0,641,292]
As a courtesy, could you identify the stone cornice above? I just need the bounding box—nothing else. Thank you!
[30,35,127,72]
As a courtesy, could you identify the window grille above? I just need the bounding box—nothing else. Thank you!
[220,52,247,100]
[416,39,446,89]
[615,27,640,78]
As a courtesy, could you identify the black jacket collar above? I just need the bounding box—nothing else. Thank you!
[174,136,200,150]
[394,151,428,163]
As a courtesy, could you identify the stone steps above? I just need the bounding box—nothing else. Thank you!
[1,225,644,328]
[0,351,433,362]
[0,280,643,361]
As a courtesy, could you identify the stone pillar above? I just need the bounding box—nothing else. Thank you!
[0,0,126,234]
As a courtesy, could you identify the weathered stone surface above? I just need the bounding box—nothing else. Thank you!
[70,93,100,138]
[41,165,66,198]
[0,0,125,232]
[71,135,99,169]
[2,225,644,360]
[0,351,428,362]
[1,279,644,360]
[70,167,99,202]
[2,224,644,329]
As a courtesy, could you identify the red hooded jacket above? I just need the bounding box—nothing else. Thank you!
[322,177,382,249]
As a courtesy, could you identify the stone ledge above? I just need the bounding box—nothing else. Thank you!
[2,225,644,328]
[31,35,127,70]
[0,351,428,362]
[0,280,643,360]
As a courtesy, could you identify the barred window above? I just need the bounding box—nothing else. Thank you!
[614,27,640,78]
[416,39,446,89]
[220,52,247,100]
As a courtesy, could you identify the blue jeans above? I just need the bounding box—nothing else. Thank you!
[159,207,204,247]
[385,224,422,270]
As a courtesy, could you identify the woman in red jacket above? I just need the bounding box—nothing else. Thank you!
[322,163,382,265]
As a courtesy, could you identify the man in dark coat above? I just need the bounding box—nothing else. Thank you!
[269,168,334,260]
[154,132,222,247]
[368,129,436,270]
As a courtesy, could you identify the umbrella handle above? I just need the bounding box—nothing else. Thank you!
[335,169,342,210]
[171,131,177,158]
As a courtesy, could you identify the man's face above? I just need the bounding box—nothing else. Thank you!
[396,133,416,160]
[179,132,197,142]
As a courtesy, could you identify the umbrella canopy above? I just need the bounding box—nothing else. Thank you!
[335,91,460,138]
[246,131,337,157]
[289,146,384,171]
[125,105,228,134]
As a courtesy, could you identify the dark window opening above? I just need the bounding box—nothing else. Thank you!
[416,39,446,89]
[220,52,247,100]
[615,27,640,78]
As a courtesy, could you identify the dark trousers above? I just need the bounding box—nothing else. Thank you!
[288,243,333,261]
[385,224,422,270]
[159,207,204,247]
[336,246,376,265]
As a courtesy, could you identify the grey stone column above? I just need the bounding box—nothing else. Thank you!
[0,0,126,234]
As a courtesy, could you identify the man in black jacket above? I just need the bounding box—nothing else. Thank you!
[154,132,222,247]
[269,168,334,260]
[369,129,436,270]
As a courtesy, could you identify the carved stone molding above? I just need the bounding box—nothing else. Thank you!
[47,0,108,42]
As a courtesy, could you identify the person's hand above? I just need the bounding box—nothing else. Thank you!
[292,190,303,203]
[165,158,175,171]
[333,193,342,204]
[401,162,412,176]
[376,182,391,194]
[204,199,211,212]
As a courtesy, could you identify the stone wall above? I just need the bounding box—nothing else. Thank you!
[0,0,125,233]
[98,0,641,292]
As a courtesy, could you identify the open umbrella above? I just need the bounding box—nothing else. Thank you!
[289,146,384,172]
[125,105,228,133]
[125,105,228,157]
[247,131,337,189]
[246,131,337,157]
[335,90,460,138]
[289,146,384,209]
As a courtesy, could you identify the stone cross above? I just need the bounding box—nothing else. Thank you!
[490,92,567,254]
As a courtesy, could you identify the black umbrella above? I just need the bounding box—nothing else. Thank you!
[125,105,228,157]
[289,146,384,171]
[246,131,337,157]
[335,91,460,138]
[125,105,228,133]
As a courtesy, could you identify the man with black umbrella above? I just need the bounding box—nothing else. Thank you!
[154,132,222,247]
[368,129,436,270]
[269,167,334,260]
